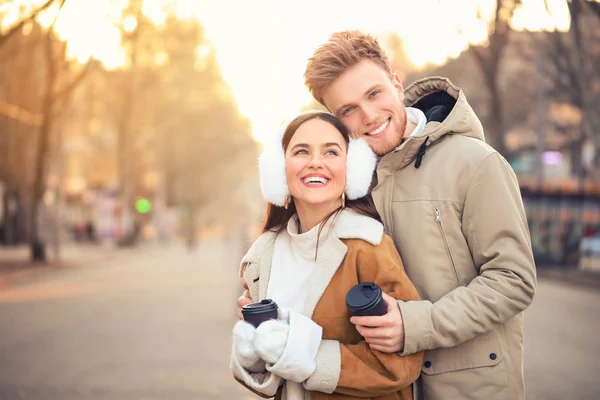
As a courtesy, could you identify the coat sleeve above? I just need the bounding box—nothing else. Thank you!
[399,152,537,355]
[305,236,423,397]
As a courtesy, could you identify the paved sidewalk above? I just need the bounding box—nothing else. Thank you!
[0,243,123,289]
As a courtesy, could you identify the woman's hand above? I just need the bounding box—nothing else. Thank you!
[232,320,266,373]
[254,308,322,382]
[236,281,253,319]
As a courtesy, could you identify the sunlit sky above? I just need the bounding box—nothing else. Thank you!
[1,0,569,143]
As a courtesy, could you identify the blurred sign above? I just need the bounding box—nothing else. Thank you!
[542,151,563,166]
[135,198,152,214]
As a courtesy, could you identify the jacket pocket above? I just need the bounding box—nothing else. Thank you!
[419,331,510,400]
[421,331,502,375]
[435,208,460,285]
[242,262,260,302]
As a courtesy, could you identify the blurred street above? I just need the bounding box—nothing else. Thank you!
[0,241,598,399]
[524,278,600,400]
[0,240,253,400]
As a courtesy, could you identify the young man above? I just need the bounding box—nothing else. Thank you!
[239,31,536,399]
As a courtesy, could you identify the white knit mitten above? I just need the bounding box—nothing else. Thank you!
[254,319,290,364]
[232,320,265,372]
[257,308,322,383]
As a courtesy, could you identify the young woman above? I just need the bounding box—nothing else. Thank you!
[230,111,422,400]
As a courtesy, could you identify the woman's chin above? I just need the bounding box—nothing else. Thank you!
[296,198,342,211]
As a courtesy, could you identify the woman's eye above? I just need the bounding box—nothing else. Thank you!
[294,149,308,155]
[325,150,338,156]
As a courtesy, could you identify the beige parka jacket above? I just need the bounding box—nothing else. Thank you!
[372,77,537,400]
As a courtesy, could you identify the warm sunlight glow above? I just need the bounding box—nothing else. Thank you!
[0,0,570,144]
[122,15,137,33]
[142,1,167,27]
[512,0,570,31]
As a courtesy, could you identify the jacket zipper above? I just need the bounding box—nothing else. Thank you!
[386,173,396,239]
[435,208,460,285]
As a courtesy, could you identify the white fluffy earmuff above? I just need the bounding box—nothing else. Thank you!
[258,122,289,207]
[258,114,377,207]
[345,137,377,199]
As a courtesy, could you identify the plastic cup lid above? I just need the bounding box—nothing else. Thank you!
[346,282,382,312]
[241,299,278,315]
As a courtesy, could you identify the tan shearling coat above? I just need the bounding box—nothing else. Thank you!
[234,210,423,399]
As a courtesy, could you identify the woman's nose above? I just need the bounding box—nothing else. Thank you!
[307,154,324,168]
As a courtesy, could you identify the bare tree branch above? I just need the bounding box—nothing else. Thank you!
[0,0,56,48]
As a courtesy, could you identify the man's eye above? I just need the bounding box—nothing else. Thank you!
[369,91,380,98]
[342,107,353,116]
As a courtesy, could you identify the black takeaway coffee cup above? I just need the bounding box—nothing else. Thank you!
[346,282,387,317]
[241,299,279,328]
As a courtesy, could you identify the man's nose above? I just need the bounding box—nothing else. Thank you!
[361,105,378,126]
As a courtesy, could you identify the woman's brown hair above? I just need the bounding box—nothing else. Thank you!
[260,111,382,235]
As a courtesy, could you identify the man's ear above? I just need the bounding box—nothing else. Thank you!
[392,73,405,102]
[392,73,404,93]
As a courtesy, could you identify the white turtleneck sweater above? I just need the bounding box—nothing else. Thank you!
[265,216,336,400]
[266,216,333,313]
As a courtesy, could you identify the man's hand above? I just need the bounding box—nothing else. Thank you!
[350,292,405,353]
[236,281,253,320]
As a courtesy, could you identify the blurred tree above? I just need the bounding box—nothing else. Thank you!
[0,0,54,48]
[103,2,257,245]
[110,0,152,241]
[29,0,90,261]
[541,0,600,178]
[0,1,90,259]
[0,21,43,192]
[0,10,50,248]
[467,0,523,158]
[155,18,257,245]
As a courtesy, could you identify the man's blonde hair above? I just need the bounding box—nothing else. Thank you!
[304,30,393,105]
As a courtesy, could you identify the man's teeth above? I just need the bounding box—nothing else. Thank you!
[303,177,327,184]
[368,119,389,136]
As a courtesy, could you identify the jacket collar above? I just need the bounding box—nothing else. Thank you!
[334,208,383,245]
[377,76,485,175]
[240,209,382,267]
[238,209,383,317]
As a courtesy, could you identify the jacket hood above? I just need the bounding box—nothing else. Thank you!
[381,77,485,170]
[405,76,485,143]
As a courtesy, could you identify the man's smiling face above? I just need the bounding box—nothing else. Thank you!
[322,59,407,156]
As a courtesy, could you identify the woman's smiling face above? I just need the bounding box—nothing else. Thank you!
[285,118,347,210]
